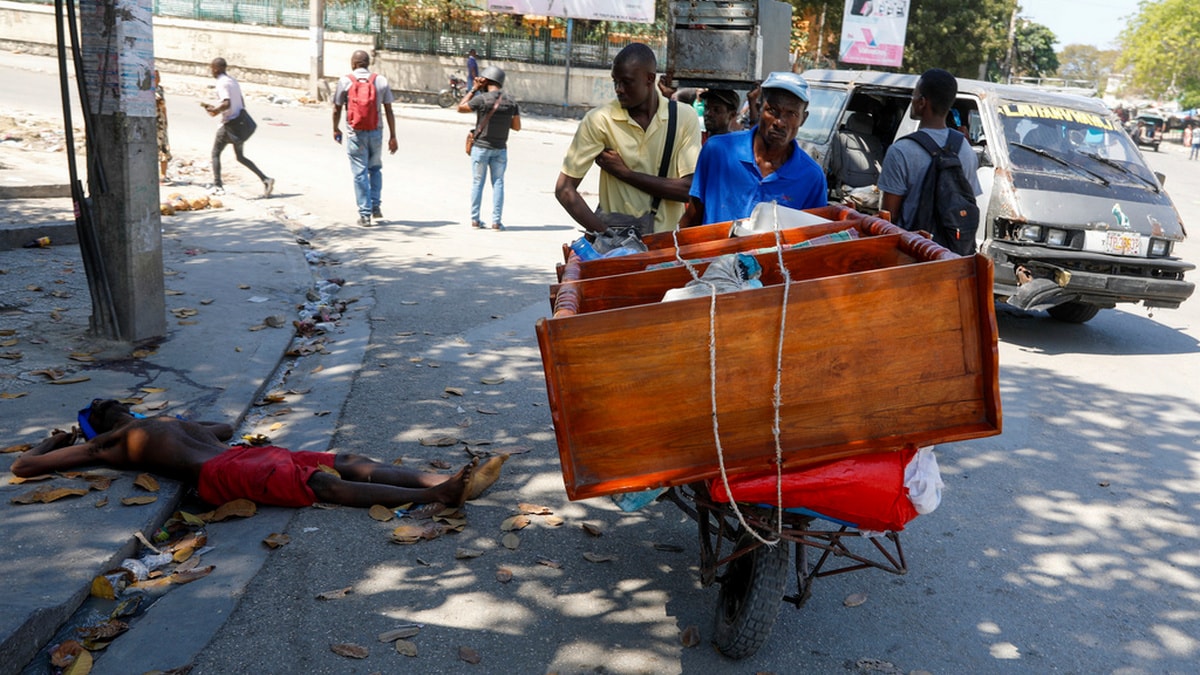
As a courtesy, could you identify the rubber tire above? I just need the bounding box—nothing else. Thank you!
[712,535,790,659]
[436,90,456,108]
[1047,301,1101,323]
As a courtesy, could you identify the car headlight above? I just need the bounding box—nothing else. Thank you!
[1148,238,1172,257]
[1017,225,1043,242]
[1046,228,1068,246]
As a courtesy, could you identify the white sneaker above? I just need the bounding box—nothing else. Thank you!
[208,186,225,196]
[263,178,275,198]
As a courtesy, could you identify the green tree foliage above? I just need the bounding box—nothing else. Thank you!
[1011,21,1058,77]
[901,0,1013,77]
[1118,0,1200,100]
[1056,45,1118,82]
[1056,44,1118,93]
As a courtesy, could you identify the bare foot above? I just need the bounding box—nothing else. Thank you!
[430,458,477,508]
[466,453,509,501]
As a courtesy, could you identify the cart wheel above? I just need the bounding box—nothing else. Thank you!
[712,534,789,659]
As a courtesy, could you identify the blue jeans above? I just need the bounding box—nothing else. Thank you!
[470,146,507,225]
[346,128,383,216]
[1191,142,1200,160]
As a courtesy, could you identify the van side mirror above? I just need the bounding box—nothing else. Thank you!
[975,145,992,167]
[1155,171,1166,186]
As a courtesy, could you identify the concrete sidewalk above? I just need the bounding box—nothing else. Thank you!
[0,157,328,669]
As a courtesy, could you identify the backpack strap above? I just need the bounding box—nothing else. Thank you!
[649,100,677,216]
[902,129,964,156]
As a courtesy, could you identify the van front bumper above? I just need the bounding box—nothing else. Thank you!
[985,241,1196,310]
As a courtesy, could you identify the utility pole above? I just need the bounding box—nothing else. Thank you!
[1003,4,1018,83]
[309,0,327,101]
[78,0,166,341]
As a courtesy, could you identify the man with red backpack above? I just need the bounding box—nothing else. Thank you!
[332,50,398,226]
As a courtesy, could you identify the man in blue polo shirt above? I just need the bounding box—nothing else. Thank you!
[680,71,827,227]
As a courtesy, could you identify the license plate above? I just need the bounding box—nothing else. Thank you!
[1103,231,1141,256]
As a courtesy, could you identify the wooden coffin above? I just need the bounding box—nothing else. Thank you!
[555,204,863,282]
[536,218,1001,501]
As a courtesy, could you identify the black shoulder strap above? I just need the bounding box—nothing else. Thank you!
[903,129,965,156]
[901,130,941,157]
[649,100,677,215]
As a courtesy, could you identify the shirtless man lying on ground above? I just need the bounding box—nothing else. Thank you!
[10,399,504,509]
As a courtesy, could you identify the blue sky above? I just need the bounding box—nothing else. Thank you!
[1018,0,1141,49]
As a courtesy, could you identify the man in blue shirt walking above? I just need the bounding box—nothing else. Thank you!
[681,72,827,227]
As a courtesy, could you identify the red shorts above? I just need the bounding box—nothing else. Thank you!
[197,445,336,508]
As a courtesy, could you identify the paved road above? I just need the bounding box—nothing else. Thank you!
[6,50,1200,673]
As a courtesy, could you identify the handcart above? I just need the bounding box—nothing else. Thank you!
[536,208,1002,658]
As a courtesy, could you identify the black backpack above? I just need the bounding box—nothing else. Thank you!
[901,130,980,255]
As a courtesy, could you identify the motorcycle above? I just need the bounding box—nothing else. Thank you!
[437,74,468,108]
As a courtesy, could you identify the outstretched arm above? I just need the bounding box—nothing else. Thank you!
[10,431,103,478]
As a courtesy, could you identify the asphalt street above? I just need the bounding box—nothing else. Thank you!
[3,48,1200,674]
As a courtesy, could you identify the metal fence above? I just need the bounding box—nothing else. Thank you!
[380,24,664,68]
[152,0,381,33]
[142,0,663,67]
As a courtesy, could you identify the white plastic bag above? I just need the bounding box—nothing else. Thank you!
[904,446,944,514]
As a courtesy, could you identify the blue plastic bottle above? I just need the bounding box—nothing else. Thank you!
[569,237,602,261]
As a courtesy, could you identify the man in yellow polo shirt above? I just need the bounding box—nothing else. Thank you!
[554,43,702,234]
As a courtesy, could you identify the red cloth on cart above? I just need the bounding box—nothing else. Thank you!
[709,446,920,531]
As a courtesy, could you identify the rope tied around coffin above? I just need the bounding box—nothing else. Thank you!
[670,203,792,545]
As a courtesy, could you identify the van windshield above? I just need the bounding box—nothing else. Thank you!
[795,86,849,144]
[997,101,1157,186]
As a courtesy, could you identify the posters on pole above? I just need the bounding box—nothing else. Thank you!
[80,0,156,117]
[839,0,911,68]
[486,0,655,24]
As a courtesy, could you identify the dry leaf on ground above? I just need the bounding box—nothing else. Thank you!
[458,646,481,664]
[395,639,418,657]
[500,515,530,531]
[262,533,291,549]
[496,567,513,583]
[391,521,446,544]
[50,640,92,672]
[844,592,868,608]
[368,504,394,522]
[541,516,564,527]
[480,377,505,385]
[455,548,483,559]
[680,625,700,647]
[11,486,89,504]
[583,552,616,563]
[444,387,466,396]
[518,503,552,515]
[537,557,562,569]
[172,565,214,585]
[581,523,603,537]
[77,619,129,643]
[120,495,158,506]
[330,643,369,659]
[134,473,160,492]
[316,586,353,600]
[201,499,257,522]
[419,436,458,447]
[48,377,91,385]
[501,533,520,550]
[1,443,31,454]
[378,626,420,642]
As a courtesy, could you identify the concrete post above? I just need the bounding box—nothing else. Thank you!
[309,0,326,101]
[79,0,166,341]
